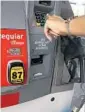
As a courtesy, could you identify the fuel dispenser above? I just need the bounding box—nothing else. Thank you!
[1,0,84,109]
[1,0,59,107]
[19,0,75,103]
[19,1,63,103]
[28,1,56,83]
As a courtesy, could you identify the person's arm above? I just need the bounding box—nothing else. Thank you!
[44,15,85,41]
[69,16,85,36]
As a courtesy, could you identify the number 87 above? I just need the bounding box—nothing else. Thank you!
[12,72,22,79]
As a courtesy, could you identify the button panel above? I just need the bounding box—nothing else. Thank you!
[35,11,46,27]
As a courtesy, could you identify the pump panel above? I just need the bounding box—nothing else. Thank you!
[1,1,29,88]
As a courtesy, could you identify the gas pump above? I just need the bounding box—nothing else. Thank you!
[19,0,60,103]
[19,0,75,103]
[1,0,59,107]
[1,1,85,111]
[1,0,75,108]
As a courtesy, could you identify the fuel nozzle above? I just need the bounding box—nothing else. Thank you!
[71,95,85,112]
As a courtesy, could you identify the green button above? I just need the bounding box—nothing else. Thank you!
[41,23,44,27]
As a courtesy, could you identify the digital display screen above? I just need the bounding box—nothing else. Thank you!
[39,1,51,6]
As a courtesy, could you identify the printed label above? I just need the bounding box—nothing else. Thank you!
[10,66,24,84]
[34,38,50,50]
[1,29,28,87]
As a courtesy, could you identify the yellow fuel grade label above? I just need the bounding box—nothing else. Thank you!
[10,66,24,84]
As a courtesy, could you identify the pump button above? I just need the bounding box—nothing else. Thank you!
[41,23,44,27]
[36,19,40,23]
[8,61,25,85]
[35,11,46,27]
[36,22,40,26]
[36,16,40,20]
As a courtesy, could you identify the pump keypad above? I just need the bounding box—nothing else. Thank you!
[35,11,46,27]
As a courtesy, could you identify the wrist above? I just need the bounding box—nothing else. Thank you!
[65,20,71,36]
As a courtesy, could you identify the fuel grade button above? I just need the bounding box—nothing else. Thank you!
[8,61,25,85]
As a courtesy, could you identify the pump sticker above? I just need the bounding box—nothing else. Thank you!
[10,66,24,84]
[1,29,28,87]
[8,48,21,55]
[34,38,50,50]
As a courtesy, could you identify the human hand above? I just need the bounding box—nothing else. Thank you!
[44,15,68,41]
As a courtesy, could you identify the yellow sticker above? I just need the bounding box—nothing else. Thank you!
[10,66,24,84]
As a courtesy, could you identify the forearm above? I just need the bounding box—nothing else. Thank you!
[69,16,85,36]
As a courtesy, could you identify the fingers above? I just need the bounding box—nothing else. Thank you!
[44,23,59,41]
[44,24,52,41]
[44,14,62,41]
[49,30,59,37]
